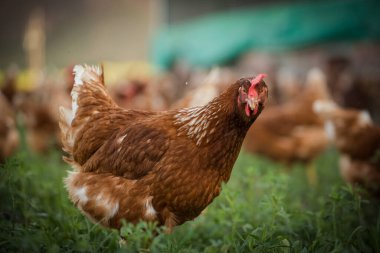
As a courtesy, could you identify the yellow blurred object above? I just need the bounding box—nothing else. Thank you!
[15,69,40,91]
[103,61,154,86]
[0,70,5,88]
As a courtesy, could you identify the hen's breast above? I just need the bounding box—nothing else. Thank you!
[150,135,242,223]
[152,163,222,223]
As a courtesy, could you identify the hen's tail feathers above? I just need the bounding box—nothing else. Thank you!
[59,64,116,167]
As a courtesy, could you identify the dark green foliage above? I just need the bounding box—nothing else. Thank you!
[0,148,379,253]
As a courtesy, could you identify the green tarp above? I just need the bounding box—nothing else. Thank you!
[151,0,380,69]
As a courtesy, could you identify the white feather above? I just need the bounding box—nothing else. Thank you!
[75,187,88,204]
[145,197,157,218]
[73,65,85,85]
[324,120,336,141]
[59,106,74,126]
[358,111,372,126]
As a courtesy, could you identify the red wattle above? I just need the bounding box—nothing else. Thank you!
[245,104,251,117]
[253,106,258,115]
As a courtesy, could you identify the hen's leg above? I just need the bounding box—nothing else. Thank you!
[164,212,177,234]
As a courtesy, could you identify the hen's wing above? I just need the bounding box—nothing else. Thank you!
[77,110,171,179]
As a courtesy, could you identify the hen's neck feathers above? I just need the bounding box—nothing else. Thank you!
[174,84,250,146]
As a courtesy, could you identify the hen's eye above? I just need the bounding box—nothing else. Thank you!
[238,87,248,102]
[238,79,249,89]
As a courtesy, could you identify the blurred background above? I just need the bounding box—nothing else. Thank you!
[0,0,312,68]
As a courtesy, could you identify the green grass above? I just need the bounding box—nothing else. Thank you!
[1,147,379,253]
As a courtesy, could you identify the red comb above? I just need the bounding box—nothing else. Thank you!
[251,73,267,86]
[248,73,267,97]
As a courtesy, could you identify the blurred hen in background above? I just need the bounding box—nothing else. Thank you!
[104,61,176,111]
[0,91,19,163]
[172,67,237,109]
[314,101,380,196]
[14,76,71,153]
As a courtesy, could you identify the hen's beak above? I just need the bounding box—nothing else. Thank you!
[246,96,258,111]
[246,95,259,115]
[246,85,268,116]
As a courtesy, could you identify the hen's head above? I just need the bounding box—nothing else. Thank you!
[236,74,268,120]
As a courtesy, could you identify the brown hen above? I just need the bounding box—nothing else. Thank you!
[59,65,268,231]
[0,92,19,162]
[314,101,380,195]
